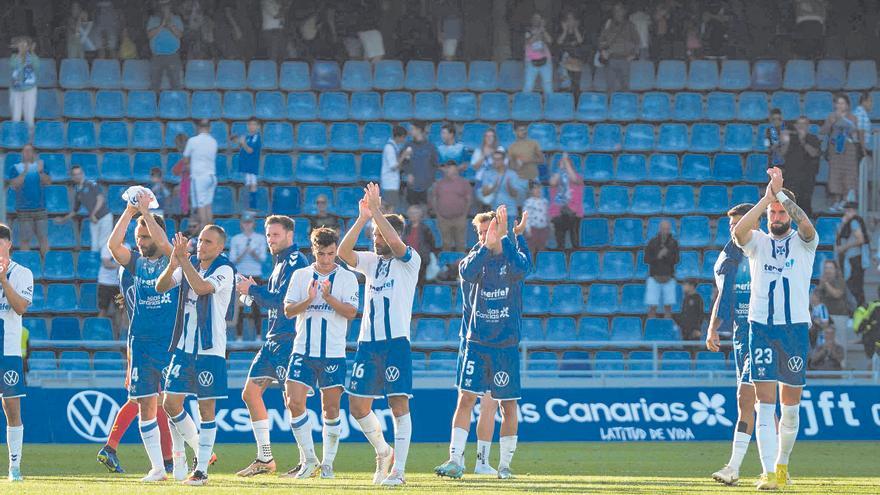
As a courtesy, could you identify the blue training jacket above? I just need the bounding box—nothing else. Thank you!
[249,244,308,339]
[714,240,751,335]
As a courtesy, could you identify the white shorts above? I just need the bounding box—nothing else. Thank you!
[645,277,677,307]
[442,39,459,58]
[190,175,217,209]
[244,173,257,187]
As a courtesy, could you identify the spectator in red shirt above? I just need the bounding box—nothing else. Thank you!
[430,161,473,252]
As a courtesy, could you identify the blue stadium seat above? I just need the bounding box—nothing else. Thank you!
[383,91,413,120]
[609,92,638,121]
[164,121,195,148]
[812,250,834,278]
[559,123,589,152]
[598,185,629,214]
[437,61,467,91]
[43,185,70,215]
[816,59,846,89]
[719,60,750,90]
[591,124,622,152]
[362,122,390,151]
[158,90,189,119]
[413,319,448,342]
[846,60,877,90]
[280,61,310,91]
[698,185,729,214]
[260,154,291,183]
[318,92,349,121]
[95,90,124,118]
[46,284,78,314]
[627,351,655,371]
[641,92,671,121]
[576,92,607,121]
[270,186,301,216]
[656,60,686,90]
[28,350,56,370]
[690,123,721,152]
[287,92,318,120]
[12,251,42,281]
[70,152,99,178]
[100,152,131,181]
[712,154,743,182]
[211,186,236,216]
[532,251,567,281]
[631,185,661,214]
[723,123,754,152]
[28,285,45,311]
[619,283,646,314]
[413,92,445,120]
[1,121,27,148]
[35,90,60,119]
[341,60,372,91]
[568,251,598,282]
[460,122,488,150]
[623,124,653,151]
[126,91,157,118]
[405,60,435,90]
[594,351,624,371]
[752,60,782,90]
[359,153,382,181]
[731,184,759,205]
[546,317,577,341]
[600,251,634,281]
[611,317,643,341]
[94,351,125,370]
[76,251,100,280]
[34,121,64,149]
[528,351,559,371]
[580,218,609,247]
[83,317,113,341]
[520,319,545,341]
[545,92,573,121]
[804,91,832,120]
[783,60,814,90]
[334,186,361,216]
[770,91,801,121]
[302,186,335,215]
[131,120,163,149]
[247,60,277,90]
[59,351,90,370]
[679,215,711,248]
[63,90,93,118]
[815,217,840,246]
[656,123,688,152]
[578,318,609,341]
[701,250,720,278]
[511,92,542,121]
[35,153,66,181]
[420,285,453,315]
[60,59,89,89]
[687,60,718,90]
[649,154,678,181]
[447,92,477,121]
[661,351,692,372]
[522,285,550,315]
[664,184,696,213]
[261,121,293,150]
[703,92,735,121]
[98,121,128,149]
[223,91,254,119]
[681,153,711,182]
[528,122,557,150]
[695,351,726,371]
[738,91,769,121]
[216,60,246,90]
[35,58,57,88]
[23,317,48,340]
[87,59,119,89]
[326,153,357,184]
[670,92,701,121]
[191,91,221,119]
[122,60,151,90]
[498,60,524,91]
[616,154,647,182]
[311,60,341,90]
[612,218,643,247]
[468,61,497,91]
[350,92,381,121]
[185,60,215,89]
[628,60,655,91]
[551,285,582,315]
[374,60,403,90]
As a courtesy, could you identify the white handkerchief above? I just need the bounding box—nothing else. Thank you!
[121,186,159,209]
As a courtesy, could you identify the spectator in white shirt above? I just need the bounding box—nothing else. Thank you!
[381,125,410,213]
[229,212,268,338]
[183,119,218,227]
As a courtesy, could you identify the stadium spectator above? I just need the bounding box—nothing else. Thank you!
[437,124,467,171]
[700,2,729,57]
[674,279,705,340]
[556,11,587,98]
[820,94,860,211]
[628,4,651,59]
[309,194,341,233]
[598,3,639,93]
[66,2,88,58]
[476,149,527,213]
[293,4,337,60]
[469,128,499,182]
[230,213,267,338]
[403,121,439,207]
[381,125,409,213]
[855,287,880,371]
[765,108,786,167]
[77,9,98,58]
[644,220,679,319]
[185,219,201,255]
[358,1,386,62]
[403,204,435,283]
[8,36,39,132]
[523,13,552,94]
[118,27,138,59]
[793,0,826,59]
[183,120,218,227]
[854,92,873,156]
[431,161,473,252]
[93,0,120,58]
[836,202,869,307]
[57,165,112,253]
[98,244,125,333]
[146,0,184,90]
[508,122,543,181]
[780,117,821,219]
[651,0,681,60]
[7,144,49,256]
[522,182,549,256]
[808,327,844,371]
[437,0,462,61]
[182,0,214,59]
[235,118,262,212]
[260,0,287,62]
[684,21,702,59]
[148,167,172,216]
[214,0,255,60]
[810,292,832,348]
[171,133,191,219]
[814,259,850,348]
[548,153,583,250]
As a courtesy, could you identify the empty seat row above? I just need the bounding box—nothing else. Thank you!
[530,250,722,282]
[24,316,114,341]
[28,350,125,371]
[24,283,99,314]
[591,350,730,372]
[11,250,100,281]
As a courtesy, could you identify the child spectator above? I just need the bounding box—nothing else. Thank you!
[148,167,172,216]
[236,118,262,211]
[522,182,549,256]
[674,279,705,340]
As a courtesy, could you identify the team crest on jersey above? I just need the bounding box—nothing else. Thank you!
[198,371,214,387]
[325,364,339,374]
[275,366,287,380]
[493,371,510,387]
[3,370,18,386]
[499,265,507,276]
[787,356,804,372]
[464,378,472,388]
[757,367,766,378]
[774,243,787,257]
[384,366,400,382]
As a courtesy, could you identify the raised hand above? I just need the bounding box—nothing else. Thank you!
[172,232,189,260]
[495,205,508,237]
[485,217,501,251]
[235,275,256,295]
[0,255,9,284]
[357,198,373,221]
[135,190,152,214]
[365,182,382,212]
[767,166,784,196]
[320,279,332,298]
[513,211,529,236]
[307,279,319,300]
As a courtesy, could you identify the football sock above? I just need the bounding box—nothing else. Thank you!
[139,419,164,471]
[196,421,217,473]
[290,412,317,462]
[776,404,800,466]
[355,412,390,456]
[755,403,778,474]
[392,413,411,473]
[169,410,200,453]
[499,435,518,470]
[476,440,492,468]
[450,427,468,466]
[251,419,272,462]
[107,401,139,450]
[321,416,342,466]
[727,432,751,471]
[7,425,22,469]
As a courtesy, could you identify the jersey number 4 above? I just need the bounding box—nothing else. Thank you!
[754,347,773,365]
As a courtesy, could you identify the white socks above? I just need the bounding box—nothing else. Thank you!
[169,410,200,452]
[776,404,800,466]
[251,419,272,462]
[6,425,22,469]
[139,419,165,471]
[727,431,751,471]
[196,421,217,473]
[755,403,778,474]
[450,427,468,465]
[356,412,391,456]
[392,413,411,473]
[291,412,317,462]
[322,416,342,467]
[499,435,517,470]
[476,440,492,469]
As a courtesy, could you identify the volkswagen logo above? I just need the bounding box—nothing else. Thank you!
[384,366,400,382]
[787,356,804,373]
[325,365,339,374]
[67,391,121,442]
[198,371,214,387]
[493,371,510,387]
[3,370,18,386]
[275,366,287,380]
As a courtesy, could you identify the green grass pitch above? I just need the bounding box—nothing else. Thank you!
[4,441,878,494]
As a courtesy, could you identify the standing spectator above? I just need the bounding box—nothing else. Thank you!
[146,0,184,90]
[66,2,87,58]
[430,161,472,252]
[780,117,821,219]
[598,3,640,94]
[8,36,39,133]
[403,204,435,283]
[629,3,652,59]
[261,0,287,62]
[98,243,126,333]
[836,202,869,307]
[820,94,860,210]
[644,220,679,319]
[148,167,172,216]
[437,0,462,61]
[182,0,214,59]
[437,124,467,170]
[56,165,113,253]
[854,92,873,158]
[170,133,190,220]
[309,194,341,233]
[78,10,98,58]
[357,1,386,62]
[700,1,729,57]
[402,121,439,207]
[230,213,267,338]
[793,0,827,59]
[548,153,583,250]
[651,0,679,60]
[469,128,498,182]
[674,279,705,340]
[476,149,527,213]
[765,108,786,167]
[808,326,844,371]
[556,11,587,98]
[381,125,410,213]
[118,27,138,59]
[508,122,544,181]
[93,0,120,58]
[183,120,218,227]
[522,182,549,256]
[235,118,262,212]
[6,144,49,256]
[523,13,553,94]
[814,260,850,348]
[215,0,255,61]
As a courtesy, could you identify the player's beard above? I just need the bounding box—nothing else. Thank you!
[375,243,392,257]
[770,221,791,236]
[140,244,158,258]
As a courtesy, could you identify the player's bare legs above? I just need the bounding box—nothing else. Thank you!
[3,397,23,481]
[475,394,498,474]
[237,379,276,476]
[319,387,344,478]
[497,399,519,479]
[349,395,394,484]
